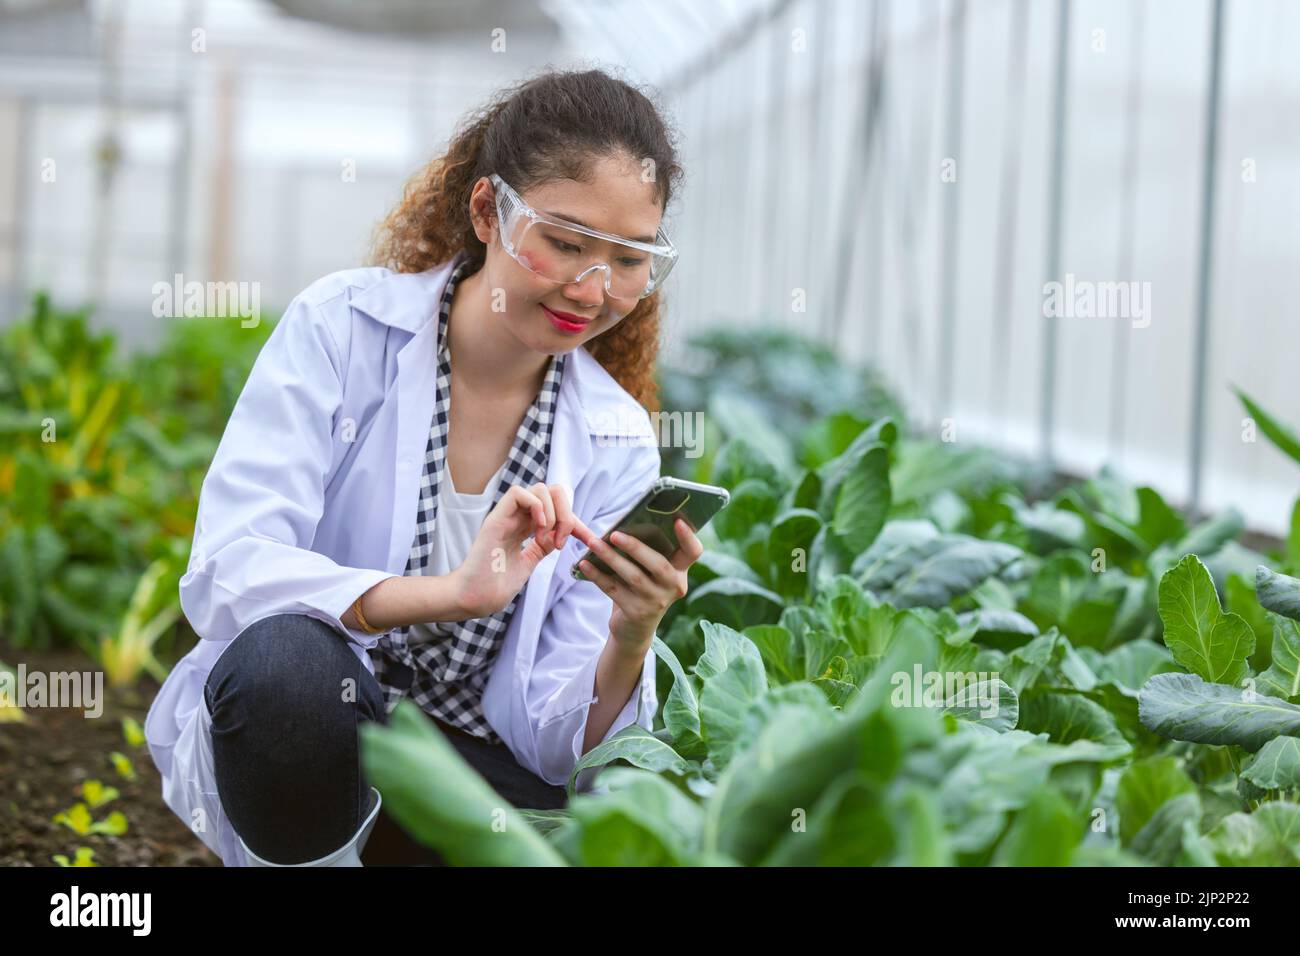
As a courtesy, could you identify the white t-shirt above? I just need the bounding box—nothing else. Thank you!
[407,456,509,644]
[427,456,509,579]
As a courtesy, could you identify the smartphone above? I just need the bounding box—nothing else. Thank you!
[570,477,731,582]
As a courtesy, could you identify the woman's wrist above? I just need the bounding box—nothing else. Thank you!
[345,572,479,633]
[610,622,656,655]
[442,566,478,620]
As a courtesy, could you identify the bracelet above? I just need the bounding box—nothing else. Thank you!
[350,594,385,635]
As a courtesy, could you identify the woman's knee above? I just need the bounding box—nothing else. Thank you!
[205,612,385,726]
[202,612,385,863]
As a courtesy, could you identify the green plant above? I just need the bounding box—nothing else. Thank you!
[52,847,98,867]
[358,386,1297,866]
[0,291,271,685]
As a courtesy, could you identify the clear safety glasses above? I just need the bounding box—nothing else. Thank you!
[489,173,678,302]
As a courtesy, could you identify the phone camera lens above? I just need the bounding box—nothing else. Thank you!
[648,488,690,514]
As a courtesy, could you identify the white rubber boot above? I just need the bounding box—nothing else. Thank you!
[239,787,383,867]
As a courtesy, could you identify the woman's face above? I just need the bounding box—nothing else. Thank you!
[468,154,664,355]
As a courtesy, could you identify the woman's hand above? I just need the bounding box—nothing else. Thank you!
[571,517,706,648]
[452,482,585,619]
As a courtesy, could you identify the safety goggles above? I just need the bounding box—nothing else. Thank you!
[489,173,678,301]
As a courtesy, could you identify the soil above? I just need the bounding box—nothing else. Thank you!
[0,639,219,867]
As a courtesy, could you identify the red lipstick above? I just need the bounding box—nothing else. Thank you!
[543,304,593,334]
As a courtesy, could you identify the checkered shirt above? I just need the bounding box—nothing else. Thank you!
[367,252,567,742]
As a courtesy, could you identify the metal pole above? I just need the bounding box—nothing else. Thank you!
[763,6,788,322]
[892,4,942,426]
[167,0,204,284]
[829,0,883,343]
[1187,0,1226,515]
[1038,0,1071,468]
[736,39,756,328]
[936,0,967,421]
[1107,0,1146,468]
[864,0,890,358]
[804,0,832,329]
[989,0,1029,425]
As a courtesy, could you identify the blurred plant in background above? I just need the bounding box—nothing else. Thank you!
[659,327,906,485]
[0,292,270,684]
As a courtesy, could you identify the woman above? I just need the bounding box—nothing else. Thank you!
[144,67,703,867]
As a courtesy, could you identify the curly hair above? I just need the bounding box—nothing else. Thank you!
[369,67,683,415]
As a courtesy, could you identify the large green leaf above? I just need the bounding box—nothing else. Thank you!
[1235,386,1300,466]
[698,649,769,768]
[1241,736,1300,791]
[708,391,797,476]
[830,443,891,554]
[1018,691,1129,753]
[359,700,567,866]
[702,625,941,863]
[685,577,784,630]
[687,550,762,587]
[799,412,871,469]
[851,519,941,583]
[1003,494,1086,552]
[767,508,822,598]
[815,417,896,518]
[742,624,800,684]
[1205,801,1300,866]
[1116,756,1196,845]
[942,678,1019,733]
[1098,640,1178,694]
[1138,672,1300,752]
[651,636,703,756]
[862,534,1021,609]
[991,787,1081,866]
[760,770,893,866]
[710,477,778,543]
[1290,498,1300,568]
[1156,554,1254,685]
[566,768,705,866]
[1258,615,1300,702]
[955,608,1039,651]
[725,682,837,766]
[566,724,692,797]
[1130,791,1203,866]
[1257,565,1300,622]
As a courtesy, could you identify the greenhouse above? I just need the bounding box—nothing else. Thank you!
[0,0,1297,915]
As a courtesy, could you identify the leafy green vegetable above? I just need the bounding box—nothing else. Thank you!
[1139,672,1300,751]
[1156,555,1254,684]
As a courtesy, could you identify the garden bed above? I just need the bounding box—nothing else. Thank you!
[0,639,217,867]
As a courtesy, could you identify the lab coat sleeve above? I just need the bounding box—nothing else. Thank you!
[178,287,395,649]
[527,441,662,789]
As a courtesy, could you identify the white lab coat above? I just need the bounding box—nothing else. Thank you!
[143,257,661,866]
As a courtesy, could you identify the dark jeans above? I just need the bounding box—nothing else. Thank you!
[203,612,567,865]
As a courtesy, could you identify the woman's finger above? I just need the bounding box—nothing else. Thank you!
[531,482,556,529]
[548,484,577,548]
[607,530,673,581]
[668,517,706,571]
[498,486,544,541]
[501,485,541,519]
[584,531,653,593]
[577,558,617,596]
